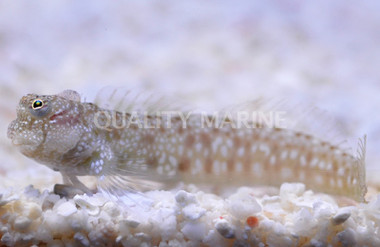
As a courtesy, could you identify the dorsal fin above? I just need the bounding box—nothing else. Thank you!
[58,90,81,102]
[93,86,191,114]
[217,97,353,153]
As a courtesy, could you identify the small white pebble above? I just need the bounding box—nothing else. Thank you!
[116,235,123,244]
[227,190,261,219]
[313,200,334,219]
[103,202,120,217]
[74,232,90,247]
[332,207,351,225]
[310,239,326,247]
[57,201,77,216]
[337,228,357,246]
[14,216,32,231]
[293,208,316,236]
[215,219,235,239]
[23,202,42,220]
[280,183,305,198]
[261,195,280,204]
[182,204,206,220]
[74,196,100,216]
[119,220,131,236]
[1,233,14,246]
[0,194,19,206]
[24,185,40,198]
[135,232,151,241]
[43,194,60,206]
[181,222,207,241]
[125,218,140,228]
[175,190,196,207]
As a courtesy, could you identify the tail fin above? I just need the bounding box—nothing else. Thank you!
[355,135,367,202]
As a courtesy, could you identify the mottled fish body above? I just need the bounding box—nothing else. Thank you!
[7,90,366,201]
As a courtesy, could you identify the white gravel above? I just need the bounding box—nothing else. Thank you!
[1,184,380,246]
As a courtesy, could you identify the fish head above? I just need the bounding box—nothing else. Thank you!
[7,90,85,165]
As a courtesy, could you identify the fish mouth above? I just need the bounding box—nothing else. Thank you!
[10,135,40,148]
[7,128,25,147]
[7,120,16,140]
[11,137,41,159]
[11,138,33,147]
[7,119,45,148]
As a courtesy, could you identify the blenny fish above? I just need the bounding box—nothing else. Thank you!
[7,90,367,201]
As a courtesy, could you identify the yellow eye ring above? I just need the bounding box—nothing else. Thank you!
[32,99,44,110]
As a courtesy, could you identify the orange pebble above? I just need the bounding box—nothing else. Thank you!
[246,216,259,228]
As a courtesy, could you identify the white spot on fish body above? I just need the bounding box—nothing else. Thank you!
[220,145,228,157]
[169,156,177,166]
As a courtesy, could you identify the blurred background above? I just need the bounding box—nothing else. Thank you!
[1,0,379,189]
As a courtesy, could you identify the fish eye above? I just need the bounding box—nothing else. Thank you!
[32,99,44,110]
[29,98,51,118]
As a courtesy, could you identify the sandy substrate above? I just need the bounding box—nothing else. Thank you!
[1,1,380,246]
[1,183,380,246]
